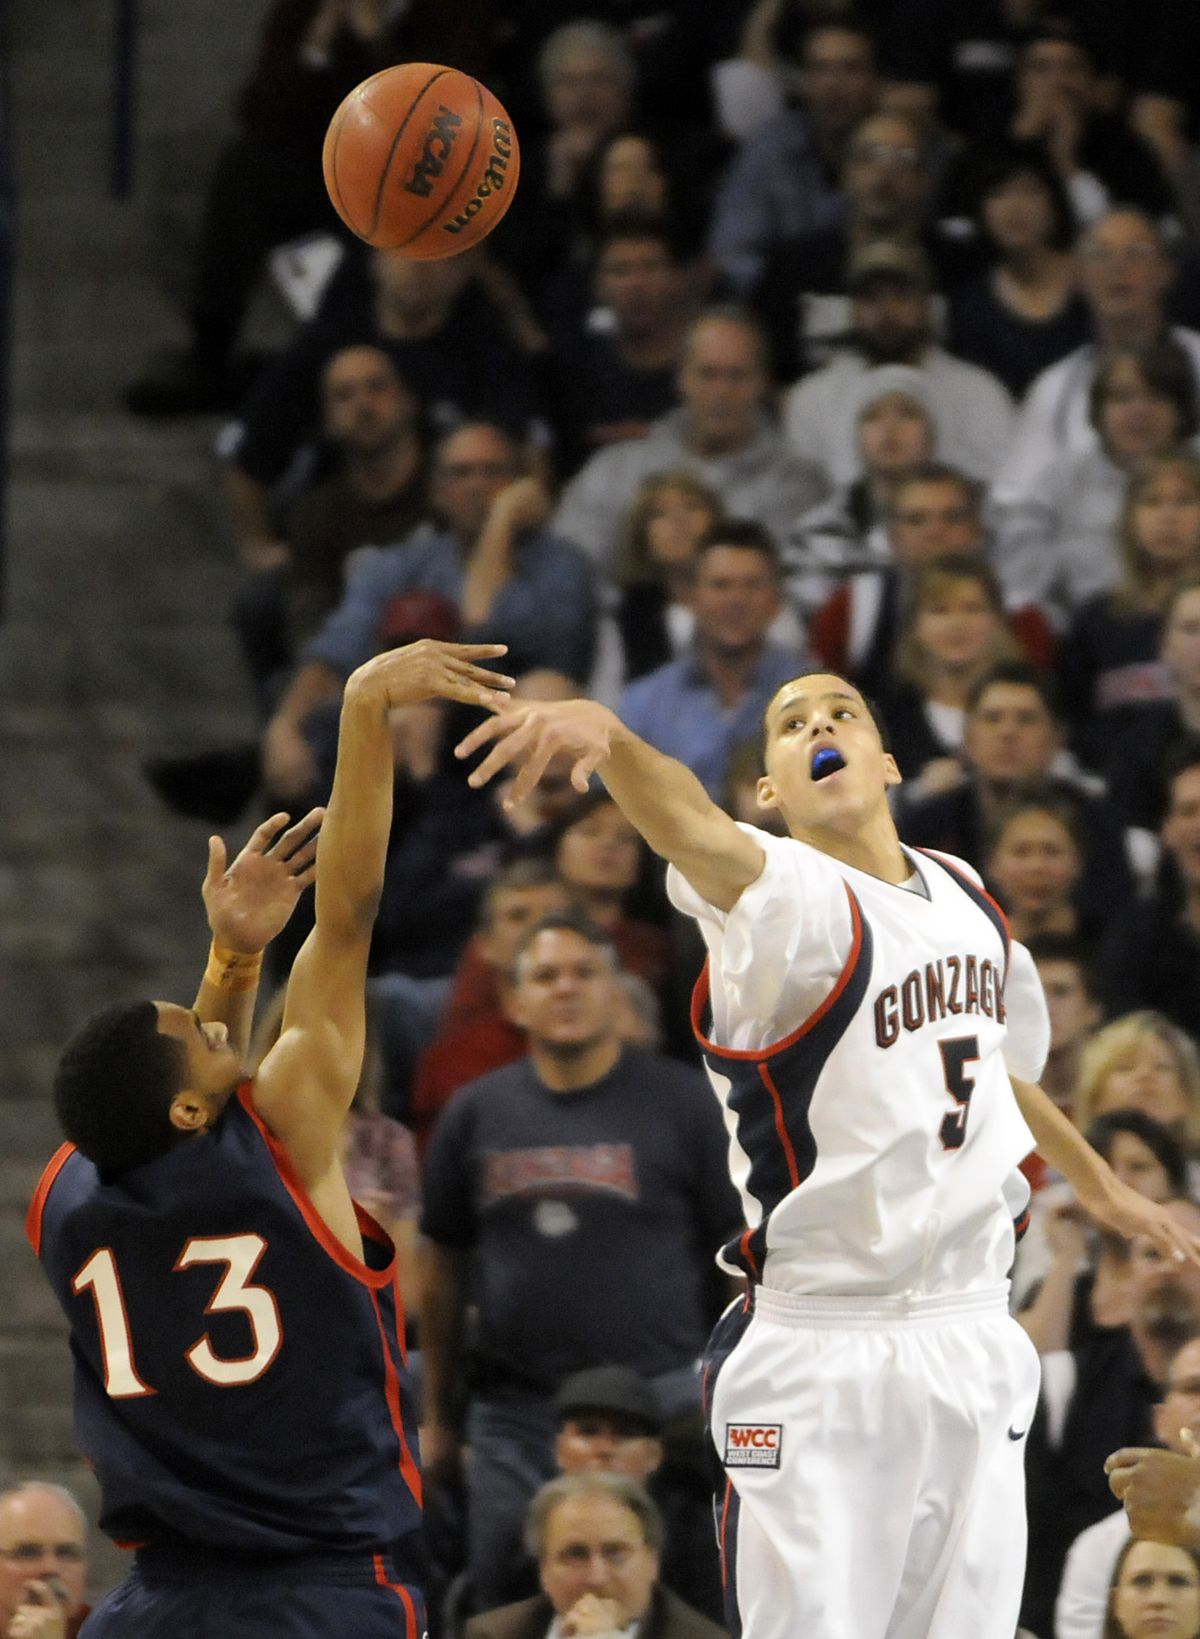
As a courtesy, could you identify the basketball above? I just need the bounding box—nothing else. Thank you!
[322,63,520,259]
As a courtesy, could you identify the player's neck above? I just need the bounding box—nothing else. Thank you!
[792,808,910,884]
[531,1035,622,1092]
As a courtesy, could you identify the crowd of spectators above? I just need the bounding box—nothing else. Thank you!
[116,2,1200,1635]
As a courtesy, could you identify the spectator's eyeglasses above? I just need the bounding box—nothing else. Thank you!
[0,1543,86,1563]
[552,1542,640,1569]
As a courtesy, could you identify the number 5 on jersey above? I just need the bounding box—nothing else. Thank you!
[939,1036,979,1151]
[72,1234,282,1397]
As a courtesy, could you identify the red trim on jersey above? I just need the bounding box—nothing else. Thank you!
[738,1227,759,1279]
[718,1479,733,1590]
[26,1142,75,1255]
[237,1084,395,1290]
[759,1063,801,1189]
[373,1553,419,1639]
[691,886,865,1062]
[1013,1208,1031,1239]
[369,1290,423,1508]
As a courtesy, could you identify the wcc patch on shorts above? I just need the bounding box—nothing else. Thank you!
[724,1422,783,1467]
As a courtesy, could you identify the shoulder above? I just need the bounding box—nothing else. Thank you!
[621,658,688,707]
[464,1594,550,1639]
[915,847,985,889]
[926,348,1012,403]
[650,1584,729,1639]
[616,1048,709,1100]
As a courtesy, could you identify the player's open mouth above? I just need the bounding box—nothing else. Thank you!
[810,746,845,782]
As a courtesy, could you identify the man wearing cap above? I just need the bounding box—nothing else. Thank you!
[782,239,1014,488]
[754,110,954,381]
[465,1475,725,1639]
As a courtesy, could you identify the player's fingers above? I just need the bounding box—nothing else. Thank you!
[445,655,516,690]
[570,750,602,793]
[1105,1447,1152,1473]
[442,642,510,664]
[291,862,319,891]
[503,739,556,810]
[203,834,227,888]
[454,714,509,760]
[467,722,538,789]
[273,806,324,859]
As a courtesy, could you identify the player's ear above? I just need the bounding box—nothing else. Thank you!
[883,753,902,789]
[169,1090,207,1134]
[757,773,779,811]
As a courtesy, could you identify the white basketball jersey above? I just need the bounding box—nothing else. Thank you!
[668,829,1047,1298]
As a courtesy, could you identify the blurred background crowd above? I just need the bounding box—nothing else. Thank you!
[9,1,1200,1637]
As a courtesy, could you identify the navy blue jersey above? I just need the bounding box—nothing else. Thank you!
[28,1085,422,1563]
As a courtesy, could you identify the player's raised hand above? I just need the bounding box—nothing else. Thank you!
[1087,1181,1200,1271]
[1106,1445,1200,1546]
[454,697,619,810]
[347,639,514,715]
[203,808,325,955]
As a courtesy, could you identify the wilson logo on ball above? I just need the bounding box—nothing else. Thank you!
[443,119,515,236]
[403,106,464,199]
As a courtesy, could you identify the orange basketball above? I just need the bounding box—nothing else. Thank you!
[322,63,520,259]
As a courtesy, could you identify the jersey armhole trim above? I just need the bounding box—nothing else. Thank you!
[237,1084,396,1290]
[690,884,865,1061]
[26,1142,76,1256]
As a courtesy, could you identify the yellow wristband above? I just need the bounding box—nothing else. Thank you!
[204,941,263,995]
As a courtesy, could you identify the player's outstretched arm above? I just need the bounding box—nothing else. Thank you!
[195,808,324,1054]
[455,696,765,912]
[256,641,513,1188]
[1011,1075,1200,1266]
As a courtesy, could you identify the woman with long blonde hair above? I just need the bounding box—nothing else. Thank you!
[1073,1010,1200,1161]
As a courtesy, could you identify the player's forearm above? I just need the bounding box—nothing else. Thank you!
[193,965,261,1057]
[313,679,395,935]
[1010,1076,1119,1214]
[601,720,764,908]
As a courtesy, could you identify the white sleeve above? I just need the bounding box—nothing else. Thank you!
[1004,939,1051,1083]
[667,827,854,1052]
[1055,1513,1130,1639]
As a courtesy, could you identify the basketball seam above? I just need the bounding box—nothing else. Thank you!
[370,67,450,243]
[400,77,484,250]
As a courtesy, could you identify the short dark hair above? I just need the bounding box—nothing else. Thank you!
[594,209,689,267]
[1024,931,1103,1002]
[695,517,781,576]
[966,660,1060,721]
[513,909,619,981]
[969,138,1077,254]
[888,463,982,521]
[1084,1108,1190,1198]
[761,669,893,758]
[480,859,567,929]
[54,1001,187,1178]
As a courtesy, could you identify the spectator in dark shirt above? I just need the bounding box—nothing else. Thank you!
[898,661,1137,927]
[880,553,1021,800]
[708,19,881,294]
[418,911,741,1611]
[1058,451,1200,779]
[1101,748,1200,1040]
[983,786,1094,947]
[1027,932,1106,1112]
[230,344,429,710]
[611,470,723,685]
[946,139,1090,398]
[1110,582,1200,832]
[753,109,945,379]
[124,0,395,415]
[262,422,597,803]
[547,213,691,479]
[222,245,544,558]
[1022,1199,1200,1637]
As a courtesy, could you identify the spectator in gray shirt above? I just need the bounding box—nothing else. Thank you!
[264,422,597,801]
[553,307,827,578]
